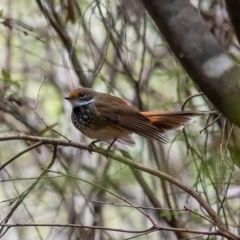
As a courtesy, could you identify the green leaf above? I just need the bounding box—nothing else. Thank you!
[1,69,11,83]
[1,68,21,88]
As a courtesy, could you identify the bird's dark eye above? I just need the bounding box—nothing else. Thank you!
[79,93,86,98]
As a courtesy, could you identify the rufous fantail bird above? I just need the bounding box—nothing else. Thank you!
[65,88,207,151]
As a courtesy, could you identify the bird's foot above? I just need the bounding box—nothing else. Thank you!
[102,138,117,158]
[88,140,100,154]
[102,146,111,158]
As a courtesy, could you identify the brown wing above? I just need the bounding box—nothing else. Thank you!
[94,94,169,143]
[116,113,169,143]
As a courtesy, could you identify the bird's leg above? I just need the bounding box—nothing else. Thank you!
[88,139,100,154]
[103,138,117,157]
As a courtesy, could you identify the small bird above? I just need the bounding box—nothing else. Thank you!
[65,88,207,151]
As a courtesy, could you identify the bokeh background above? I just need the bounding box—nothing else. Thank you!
[0,0,240,239]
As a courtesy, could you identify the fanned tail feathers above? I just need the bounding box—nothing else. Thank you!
[141,111,208,132]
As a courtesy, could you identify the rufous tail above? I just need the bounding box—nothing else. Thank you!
[141,111,209,131]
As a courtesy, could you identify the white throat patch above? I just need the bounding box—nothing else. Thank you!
[72,98,95,107]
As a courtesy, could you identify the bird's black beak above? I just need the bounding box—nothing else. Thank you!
[65,97,73,100]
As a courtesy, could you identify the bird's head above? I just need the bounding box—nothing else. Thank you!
[65,88,96,108]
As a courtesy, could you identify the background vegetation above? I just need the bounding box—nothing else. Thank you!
[0,0,240,239]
